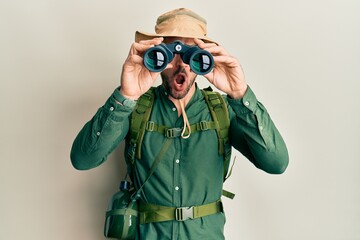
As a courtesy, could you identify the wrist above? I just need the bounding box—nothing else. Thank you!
[119,88,140,101]
[228,85,248,99]
[114,88,137,108]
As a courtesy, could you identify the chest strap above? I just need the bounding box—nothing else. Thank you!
[138,200,223,224]
[145,120,217,138]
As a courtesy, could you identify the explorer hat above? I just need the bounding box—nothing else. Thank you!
[135,8,217,44]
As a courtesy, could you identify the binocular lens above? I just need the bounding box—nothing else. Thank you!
[144,49,167,72]
[143,42,214,75]
[190,52,213,75]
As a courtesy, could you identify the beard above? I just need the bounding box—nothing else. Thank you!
[161,67,197,100]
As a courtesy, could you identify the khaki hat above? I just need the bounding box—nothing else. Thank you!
[135,8,217,44]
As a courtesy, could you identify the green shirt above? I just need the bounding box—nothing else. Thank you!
[71,85,289,240]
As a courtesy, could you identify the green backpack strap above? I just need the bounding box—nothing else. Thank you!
[128,87,155,163]
[201,87,235,199]
[201,88,231,176]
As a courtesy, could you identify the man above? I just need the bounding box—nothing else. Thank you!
[71,8,289,239]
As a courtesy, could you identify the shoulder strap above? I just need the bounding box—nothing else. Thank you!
[128,87,155,162]
[201,88,235,199]
[201,88,231,176]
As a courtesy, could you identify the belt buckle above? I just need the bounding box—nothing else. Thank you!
[175,206,194,221]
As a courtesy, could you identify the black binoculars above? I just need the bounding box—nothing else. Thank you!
[143,41,214,75]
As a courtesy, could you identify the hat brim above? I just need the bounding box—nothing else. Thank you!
[135,31,218,45]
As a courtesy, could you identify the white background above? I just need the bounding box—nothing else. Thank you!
[1,0,359,239]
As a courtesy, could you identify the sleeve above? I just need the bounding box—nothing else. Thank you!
[227,86,289,174]
[70,88,135,170]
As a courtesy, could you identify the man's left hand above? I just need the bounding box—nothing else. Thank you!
[195,39,248,99]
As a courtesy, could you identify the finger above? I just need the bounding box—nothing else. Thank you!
[138,37,164,45]
[131,37,164,55]
[203,45,230,57]
[213,55,235,63]
[128,54,144,65]
[194,38,217,49]
[193,39,230,57]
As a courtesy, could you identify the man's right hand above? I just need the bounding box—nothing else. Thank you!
[119,37,164,100]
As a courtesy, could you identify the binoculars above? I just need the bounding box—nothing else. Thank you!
[143,41,214,75]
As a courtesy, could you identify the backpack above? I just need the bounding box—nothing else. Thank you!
[126,87,234,199]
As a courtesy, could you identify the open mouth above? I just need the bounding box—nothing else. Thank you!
[174,74,185,86]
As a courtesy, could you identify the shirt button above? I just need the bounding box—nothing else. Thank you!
[96,132,101,136]
[110,106,114,111]
[259,125,263,131]
[175,159,180,164]
[244,101,250,106]
[175,186,179,191]
[172,107,176,112]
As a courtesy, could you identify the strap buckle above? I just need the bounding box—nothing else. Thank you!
[175,206,194,221]
[146,121,155,131]
[165,128,182,138]
[200,121,209,130]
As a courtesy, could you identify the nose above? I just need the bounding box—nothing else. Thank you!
[171,54,187,68]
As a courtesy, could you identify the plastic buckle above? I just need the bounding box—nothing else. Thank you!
[146,121,155,131]
[175,206,194,221]
[165,128,182,138]
[200,121,209,131]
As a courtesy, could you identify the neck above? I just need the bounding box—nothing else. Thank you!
[168,84,196,117]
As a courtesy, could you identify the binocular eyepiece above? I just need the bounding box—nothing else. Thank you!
[143,41,214,75]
